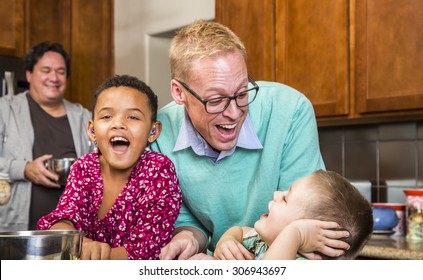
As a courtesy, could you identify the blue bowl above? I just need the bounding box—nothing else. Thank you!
[373,207,399,231]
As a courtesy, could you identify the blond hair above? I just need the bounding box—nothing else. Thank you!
[169,19,247,82]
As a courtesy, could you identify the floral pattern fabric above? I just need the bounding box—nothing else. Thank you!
[242,229,269,260]
[242,228,306,260]
[38,150,182,260]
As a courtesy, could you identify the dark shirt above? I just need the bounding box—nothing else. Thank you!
[27,94,76,230]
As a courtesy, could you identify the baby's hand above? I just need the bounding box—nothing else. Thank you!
[214,236,254,260]
[289,219,350,259]
[81,237,112,260]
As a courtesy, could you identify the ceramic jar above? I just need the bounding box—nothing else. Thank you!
[373,203,406,236]
[403,189,423,241]
[372,206,399,231]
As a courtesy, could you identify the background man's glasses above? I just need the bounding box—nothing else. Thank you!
[176,76,259,114]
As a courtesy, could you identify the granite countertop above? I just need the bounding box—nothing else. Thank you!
[359,234,423,260]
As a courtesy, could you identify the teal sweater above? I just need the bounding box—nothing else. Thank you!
[151,81,325,251]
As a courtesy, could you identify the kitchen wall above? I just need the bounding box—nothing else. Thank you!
[114,1,422,205]
[319,120,423,204]
[114,0,215,108]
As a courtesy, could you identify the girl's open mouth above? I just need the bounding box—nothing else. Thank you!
[110,136,130,153]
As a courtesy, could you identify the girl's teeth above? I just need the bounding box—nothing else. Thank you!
[111,136,128,142]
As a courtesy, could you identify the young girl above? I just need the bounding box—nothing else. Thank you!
[214,170,373,260]
[38,75,182,260]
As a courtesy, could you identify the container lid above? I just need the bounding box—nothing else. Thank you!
[372,203,405,211]
[403,189,423,197]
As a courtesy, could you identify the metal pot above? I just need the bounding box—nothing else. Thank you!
[0,230,82,260]
[45,158,76,186]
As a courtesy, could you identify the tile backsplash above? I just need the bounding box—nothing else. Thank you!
[318,120,423,204]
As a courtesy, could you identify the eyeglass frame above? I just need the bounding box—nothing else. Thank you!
[175,75,260,114]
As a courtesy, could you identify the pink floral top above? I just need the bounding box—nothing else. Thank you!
[37,149,182,260]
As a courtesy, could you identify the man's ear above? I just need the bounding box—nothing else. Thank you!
[26,70,32,83]
[170,79,185,105]
[148,121,162,143]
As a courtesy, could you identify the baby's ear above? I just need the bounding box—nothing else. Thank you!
[148,121,162,143]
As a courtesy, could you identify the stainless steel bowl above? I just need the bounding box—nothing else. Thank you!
[0,230,82,260]
[45,158,76,186]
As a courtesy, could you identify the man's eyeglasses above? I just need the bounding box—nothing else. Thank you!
[176,76,259,114]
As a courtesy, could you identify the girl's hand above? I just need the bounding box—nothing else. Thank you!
[81,237,112,260]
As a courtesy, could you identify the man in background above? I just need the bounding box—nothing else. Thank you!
[0,42,93,230]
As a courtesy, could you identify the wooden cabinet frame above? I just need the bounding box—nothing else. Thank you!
[216,0,423,124]
[0,0,25,57]
[275,0,349,117]
[1,0,114,110]
[354,0,423,114]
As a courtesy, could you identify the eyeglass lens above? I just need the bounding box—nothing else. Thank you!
[205,87,257,113]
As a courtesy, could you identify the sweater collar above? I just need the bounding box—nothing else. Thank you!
[173,110,263,162]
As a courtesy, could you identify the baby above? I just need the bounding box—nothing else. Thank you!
[214,170,373,260]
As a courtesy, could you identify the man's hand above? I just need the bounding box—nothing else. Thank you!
[160,229,201,260]
[188,253,217,260]
[24,154,60,188]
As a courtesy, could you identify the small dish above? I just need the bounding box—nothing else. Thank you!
[373,230,395,235]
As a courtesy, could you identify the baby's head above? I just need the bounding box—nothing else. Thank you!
[255,170,373,260]
[305,170,373,259]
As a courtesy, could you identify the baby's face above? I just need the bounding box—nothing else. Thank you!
[254,175,315,245]
[89,86,154,172]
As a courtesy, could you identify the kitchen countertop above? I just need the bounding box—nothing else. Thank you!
[358,234,423,260]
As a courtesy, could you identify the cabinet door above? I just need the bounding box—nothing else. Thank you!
[355,0,423,113]
[275,0,349,117]
[215,0,275,82]
[25,0,72,51]
[68,0,114,109]
[24,0,113,109]
[0,0,24,57]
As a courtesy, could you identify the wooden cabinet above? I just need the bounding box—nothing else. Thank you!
[0,0,25,57]
[216,0,275,83]
[275,0,349,119]
[354,0,423,115]
[216,0,423,124]
[0,0,114,110]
